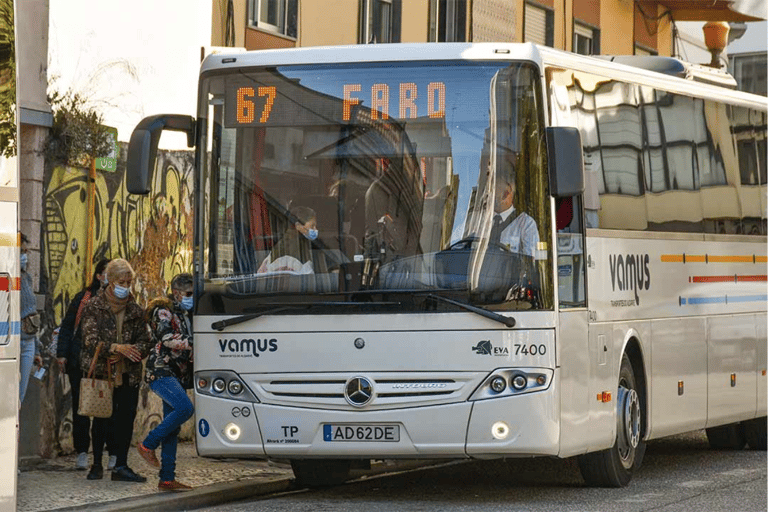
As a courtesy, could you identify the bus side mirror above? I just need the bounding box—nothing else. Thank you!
[546,126,585,198]
[126,114,196,194]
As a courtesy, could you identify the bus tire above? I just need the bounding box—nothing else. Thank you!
[290,459,352,487]
[705,423,746,450]
[578,354,645,487]
[741,417,766,450]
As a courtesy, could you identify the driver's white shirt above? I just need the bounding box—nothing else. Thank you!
[496,205,539,257]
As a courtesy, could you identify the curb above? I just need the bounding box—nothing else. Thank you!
[47,475,293,512]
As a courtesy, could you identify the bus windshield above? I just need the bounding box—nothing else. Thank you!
[199,60,553,313]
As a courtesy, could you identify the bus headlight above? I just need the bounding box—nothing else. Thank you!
[195,371,259,403]
[224,422,241,441]
[212,378,226,393]
[492,421,510,440]
[511,374,527,390]
[490,376,507,393]
[228,380,243,395]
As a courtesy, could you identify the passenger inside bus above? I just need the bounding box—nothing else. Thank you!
[257,206,322,274]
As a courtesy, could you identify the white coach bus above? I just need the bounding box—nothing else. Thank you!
[126,43,766,488]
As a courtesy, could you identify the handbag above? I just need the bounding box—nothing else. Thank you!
[78,343,113,418]
[21,312,40,335]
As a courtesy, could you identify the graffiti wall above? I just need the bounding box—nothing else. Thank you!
[38,145,196,455]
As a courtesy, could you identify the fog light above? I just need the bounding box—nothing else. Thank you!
[224,422,241,441]
[197,377,208,389]
[490,376,507,393]
[212,378,226,393]
[536,374,547,386]
[511,374,527,390]
[492,421,510,440]
[228,380,243,395]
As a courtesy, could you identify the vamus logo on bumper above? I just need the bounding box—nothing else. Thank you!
[218,338,278,357]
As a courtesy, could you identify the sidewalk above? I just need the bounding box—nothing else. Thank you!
[18,442,294,512]
[18,443,444,512]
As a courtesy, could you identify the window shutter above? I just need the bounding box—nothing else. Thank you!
[525,4,547,46]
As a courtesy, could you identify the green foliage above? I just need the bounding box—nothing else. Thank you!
[0,0,15,158]
[46,90,112,166]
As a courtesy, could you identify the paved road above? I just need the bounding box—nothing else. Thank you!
[199,430,766,512]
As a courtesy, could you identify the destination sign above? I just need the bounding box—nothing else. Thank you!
[224,80,447,127]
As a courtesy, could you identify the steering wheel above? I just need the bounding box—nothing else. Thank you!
[448,236,512,253]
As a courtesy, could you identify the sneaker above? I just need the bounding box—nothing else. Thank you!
[111,466,147,483]
[158,480,193,492]
[137,443,160,468]
[86,465,103,480]
[75,452,89,470]
[107,455,117,470]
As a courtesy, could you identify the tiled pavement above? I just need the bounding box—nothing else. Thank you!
[17,442,293,512]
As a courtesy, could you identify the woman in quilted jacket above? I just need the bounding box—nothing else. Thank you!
[137,273,195,492]
[79,258,151,482]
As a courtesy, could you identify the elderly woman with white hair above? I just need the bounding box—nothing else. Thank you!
[79,258,151,482]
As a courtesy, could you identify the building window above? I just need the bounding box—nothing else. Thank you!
[429,0,467,42]
[360,0,401,44]
[249,0,298,38]
[634,45,656,56]
[524,3,554,47]
[573,22,599,55]
[731,53,767,96]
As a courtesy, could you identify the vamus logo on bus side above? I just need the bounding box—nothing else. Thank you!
[609,254,651,306]
[218,338,278,357]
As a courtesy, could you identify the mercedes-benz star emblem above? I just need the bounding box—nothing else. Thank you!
[344,376,374,407]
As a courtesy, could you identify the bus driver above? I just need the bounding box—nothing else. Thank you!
[491,160,539,258]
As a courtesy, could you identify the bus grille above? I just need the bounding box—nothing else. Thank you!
[245,372,487,410]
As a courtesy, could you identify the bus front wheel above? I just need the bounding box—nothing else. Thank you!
[578,354,646,487]
[290,459,352,487]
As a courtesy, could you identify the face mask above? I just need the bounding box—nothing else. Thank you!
[113,284,130,299]
[20,253,28,270]
[181,296,194,311]
[305,228,318,241]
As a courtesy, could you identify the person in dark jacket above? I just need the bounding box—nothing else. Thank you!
[56,259,115,471]
[137,273,195,492]
[79,258,151,482]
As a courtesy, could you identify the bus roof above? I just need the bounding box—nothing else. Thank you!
[200,42,767,110]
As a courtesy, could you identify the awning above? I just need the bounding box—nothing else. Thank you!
[638,0,766,22]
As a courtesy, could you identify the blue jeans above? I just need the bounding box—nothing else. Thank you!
[142,377,194,481]
[19,336,36,404]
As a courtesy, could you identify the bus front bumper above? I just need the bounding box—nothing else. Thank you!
[195,385,559,459]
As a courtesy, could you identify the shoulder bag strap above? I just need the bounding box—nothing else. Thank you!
[87,342,103,379]
[74,290,92,332]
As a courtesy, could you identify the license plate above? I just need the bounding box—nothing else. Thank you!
[323,424,400,442]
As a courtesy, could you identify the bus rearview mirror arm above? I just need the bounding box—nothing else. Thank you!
[546,126,585,198]
[127,114,196,195]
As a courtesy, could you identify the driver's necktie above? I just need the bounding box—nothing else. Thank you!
[490,213,503,242]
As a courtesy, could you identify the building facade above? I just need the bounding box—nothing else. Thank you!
[213,0,681,56]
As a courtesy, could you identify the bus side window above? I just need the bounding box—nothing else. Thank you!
[556,195,586,308]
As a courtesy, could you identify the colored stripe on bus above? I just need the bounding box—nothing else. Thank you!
[663,255,767,264]
[680,294,768,306]
[0,322,21,336]
[690,275,767,283]
[0,276,20,291]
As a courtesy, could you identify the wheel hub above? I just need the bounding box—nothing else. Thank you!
[616,386,641,466]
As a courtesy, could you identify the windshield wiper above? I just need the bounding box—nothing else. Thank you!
[210,301,401,331]
[211,306,299,331]
[422,293,516,328]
